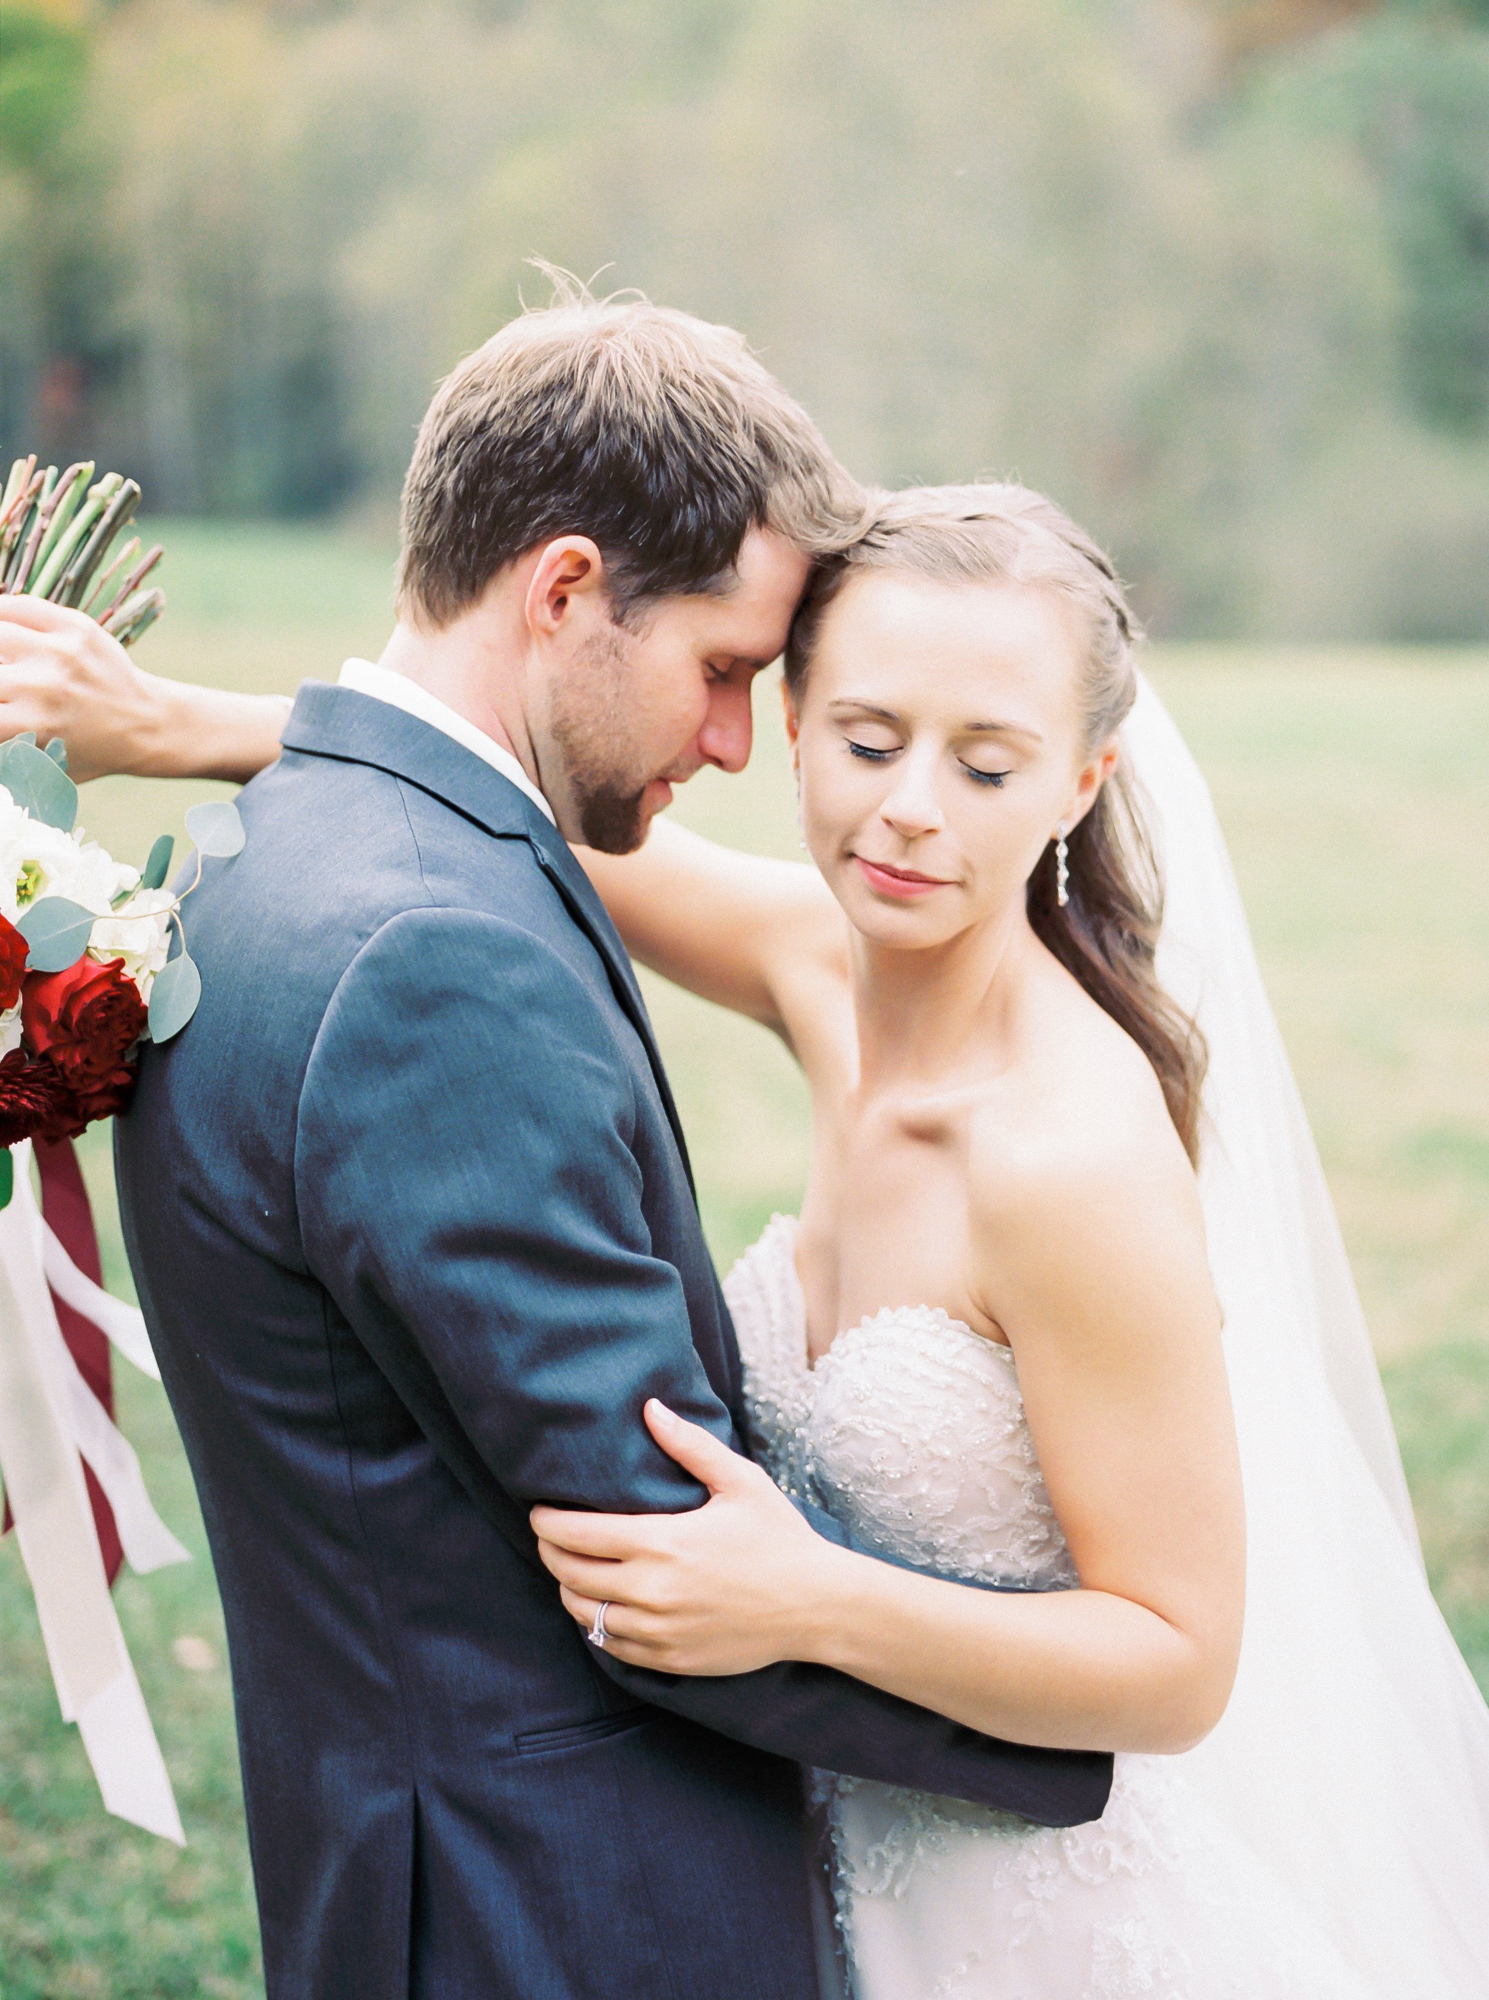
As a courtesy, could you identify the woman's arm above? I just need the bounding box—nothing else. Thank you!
[532,1139,1245,1757]
[577,819,844,1030]
[0,596,288,783]
[0,597,841,1034]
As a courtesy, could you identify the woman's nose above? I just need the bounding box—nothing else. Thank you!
[880,758,946,838]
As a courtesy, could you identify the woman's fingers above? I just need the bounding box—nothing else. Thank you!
[535,1538,632,1603]
[0,617,59,656]
[556,1586,663,1665]
[0,595,95,633]
[530,1505,661,1557]
[643,1400,751,1493]
[557,1585,609,1632]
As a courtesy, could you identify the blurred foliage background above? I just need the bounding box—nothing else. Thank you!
[2,1,1488,1994]
[4,0,1489,639]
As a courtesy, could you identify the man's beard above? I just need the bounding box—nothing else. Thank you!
[546,627,655,855]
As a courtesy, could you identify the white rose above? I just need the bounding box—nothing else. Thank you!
[88,887,175,995]
[0,800,137,924]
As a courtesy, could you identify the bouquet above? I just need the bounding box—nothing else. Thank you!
[0,454,165,645]
[0,465,244,1200]
[0,742,244,1204]
[0,477,242,1847]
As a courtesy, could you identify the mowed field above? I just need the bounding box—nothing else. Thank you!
[2,523,1486,1998]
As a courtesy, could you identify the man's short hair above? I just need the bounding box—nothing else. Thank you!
[398,278,865,628]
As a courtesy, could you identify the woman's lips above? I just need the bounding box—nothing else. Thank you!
[853,855,953,899]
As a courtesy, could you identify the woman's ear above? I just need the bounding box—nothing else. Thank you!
[1065,740,1120,831]
[780,674,802,777]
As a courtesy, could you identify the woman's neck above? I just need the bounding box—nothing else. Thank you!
[849,903,1037,1095]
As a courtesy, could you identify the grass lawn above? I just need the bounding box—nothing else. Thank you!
[1,522,1485,1996]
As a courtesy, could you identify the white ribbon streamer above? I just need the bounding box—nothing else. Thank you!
[42,1220,160,1381]
[61,1337,190,1573]
[0,1144,185,1842]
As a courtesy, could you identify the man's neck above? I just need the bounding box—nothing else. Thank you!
[377,616,539,784]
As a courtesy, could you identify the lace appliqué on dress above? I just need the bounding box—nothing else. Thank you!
[725,1217,1374,2000]
[722,1213,818,1506]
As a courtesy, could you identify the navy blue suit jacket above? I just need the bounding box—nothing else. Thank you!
[116,684,1111,1999]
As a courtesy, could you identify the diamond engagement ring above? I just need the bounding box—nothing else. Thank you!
[587,1601,611,1650]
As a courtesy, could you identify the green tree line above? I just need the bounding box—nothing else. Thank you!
[2,0,1487,638]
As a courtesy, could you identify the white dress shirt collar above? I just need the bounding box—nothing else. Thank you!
[336,658,555,825]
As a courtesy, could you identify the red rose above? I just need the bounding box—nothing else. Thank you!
[63,1064,137,1132]
[0,916,28,1013]
[22,954,147,1090]
[0,1049,73,1148]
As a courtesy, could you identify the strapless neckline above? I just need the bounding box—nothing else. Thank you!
[774,1213,1017,1376]
[724,1213,1074,1593]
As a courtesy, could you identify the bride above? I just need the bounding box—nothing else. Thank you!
[7,482,1489,1993]
[532,484,1489,1996]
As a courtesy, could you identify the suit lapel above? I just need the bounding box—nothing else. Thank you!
[281,683,698,1196]
[521,820,697,1195]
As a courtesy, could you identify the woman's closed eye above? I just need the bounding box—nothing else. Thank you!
[844,737,1010,787]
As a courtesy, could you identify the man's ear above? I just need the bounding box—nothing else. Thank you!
[525,537,607,640]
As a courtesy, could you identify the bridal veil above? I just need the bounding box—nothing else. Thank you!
[1124,676,1489,1992]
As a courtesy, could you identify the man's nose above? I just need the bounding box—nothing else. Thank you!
[698,676,755,775]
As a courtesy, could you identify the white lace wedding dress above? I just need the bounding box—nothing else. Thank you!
[726,1213,1376,2000]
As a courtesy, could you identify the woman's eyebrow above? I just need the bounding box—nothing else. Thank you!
[961,719,1044,746]
[825,698,1043,747]
[826,698,901,720]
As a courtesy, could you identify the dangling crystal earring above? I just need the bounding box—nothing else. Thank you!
[796,787,807,850]
[1054,822,1070,908]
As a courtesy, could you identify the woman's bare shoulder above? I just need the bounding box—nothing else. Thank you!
[967,973,1209,1333]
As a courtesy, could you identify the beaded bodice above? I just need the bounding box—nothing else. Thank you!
[723,1213,1078,1594]
[721,1217,1372,2000]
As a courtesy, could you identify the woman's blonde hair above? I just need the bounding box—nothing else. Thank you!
[785,482,1207,1162]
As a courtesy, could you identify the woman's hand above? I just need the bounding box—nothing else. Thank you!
[0,594,290,783]
[0,595,164,781]
[531,1400,839,1676]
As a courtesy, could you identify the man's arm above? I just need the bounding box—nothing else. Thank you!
[295,905,1112,1827]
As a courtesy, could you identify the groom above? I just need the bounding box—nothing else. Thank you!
[110,295,1111,1997]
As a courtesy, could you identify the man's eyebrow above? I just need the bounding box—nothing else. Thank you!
[826,698,1043,745]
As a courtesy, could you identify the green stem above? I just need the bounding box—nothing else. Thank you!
[33,471,109,601]
[115,594,166,648]
[27,462,92,585]
[63,481,139,609]
[53,474,124,606]
[0,456,33,525]
[83,536,141,617]
[0,469,43,570]
[8,467,64,594]
[103,583,166,641]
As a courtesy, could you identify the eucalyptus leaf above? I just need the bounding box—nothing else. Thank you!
[148,949,201,1044]
[0,737,79,831]
[0,1149,12,1212]
[43,737,67,770]
[140,833,174,890]
[17,896,95,972]
[184,799,245,859]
